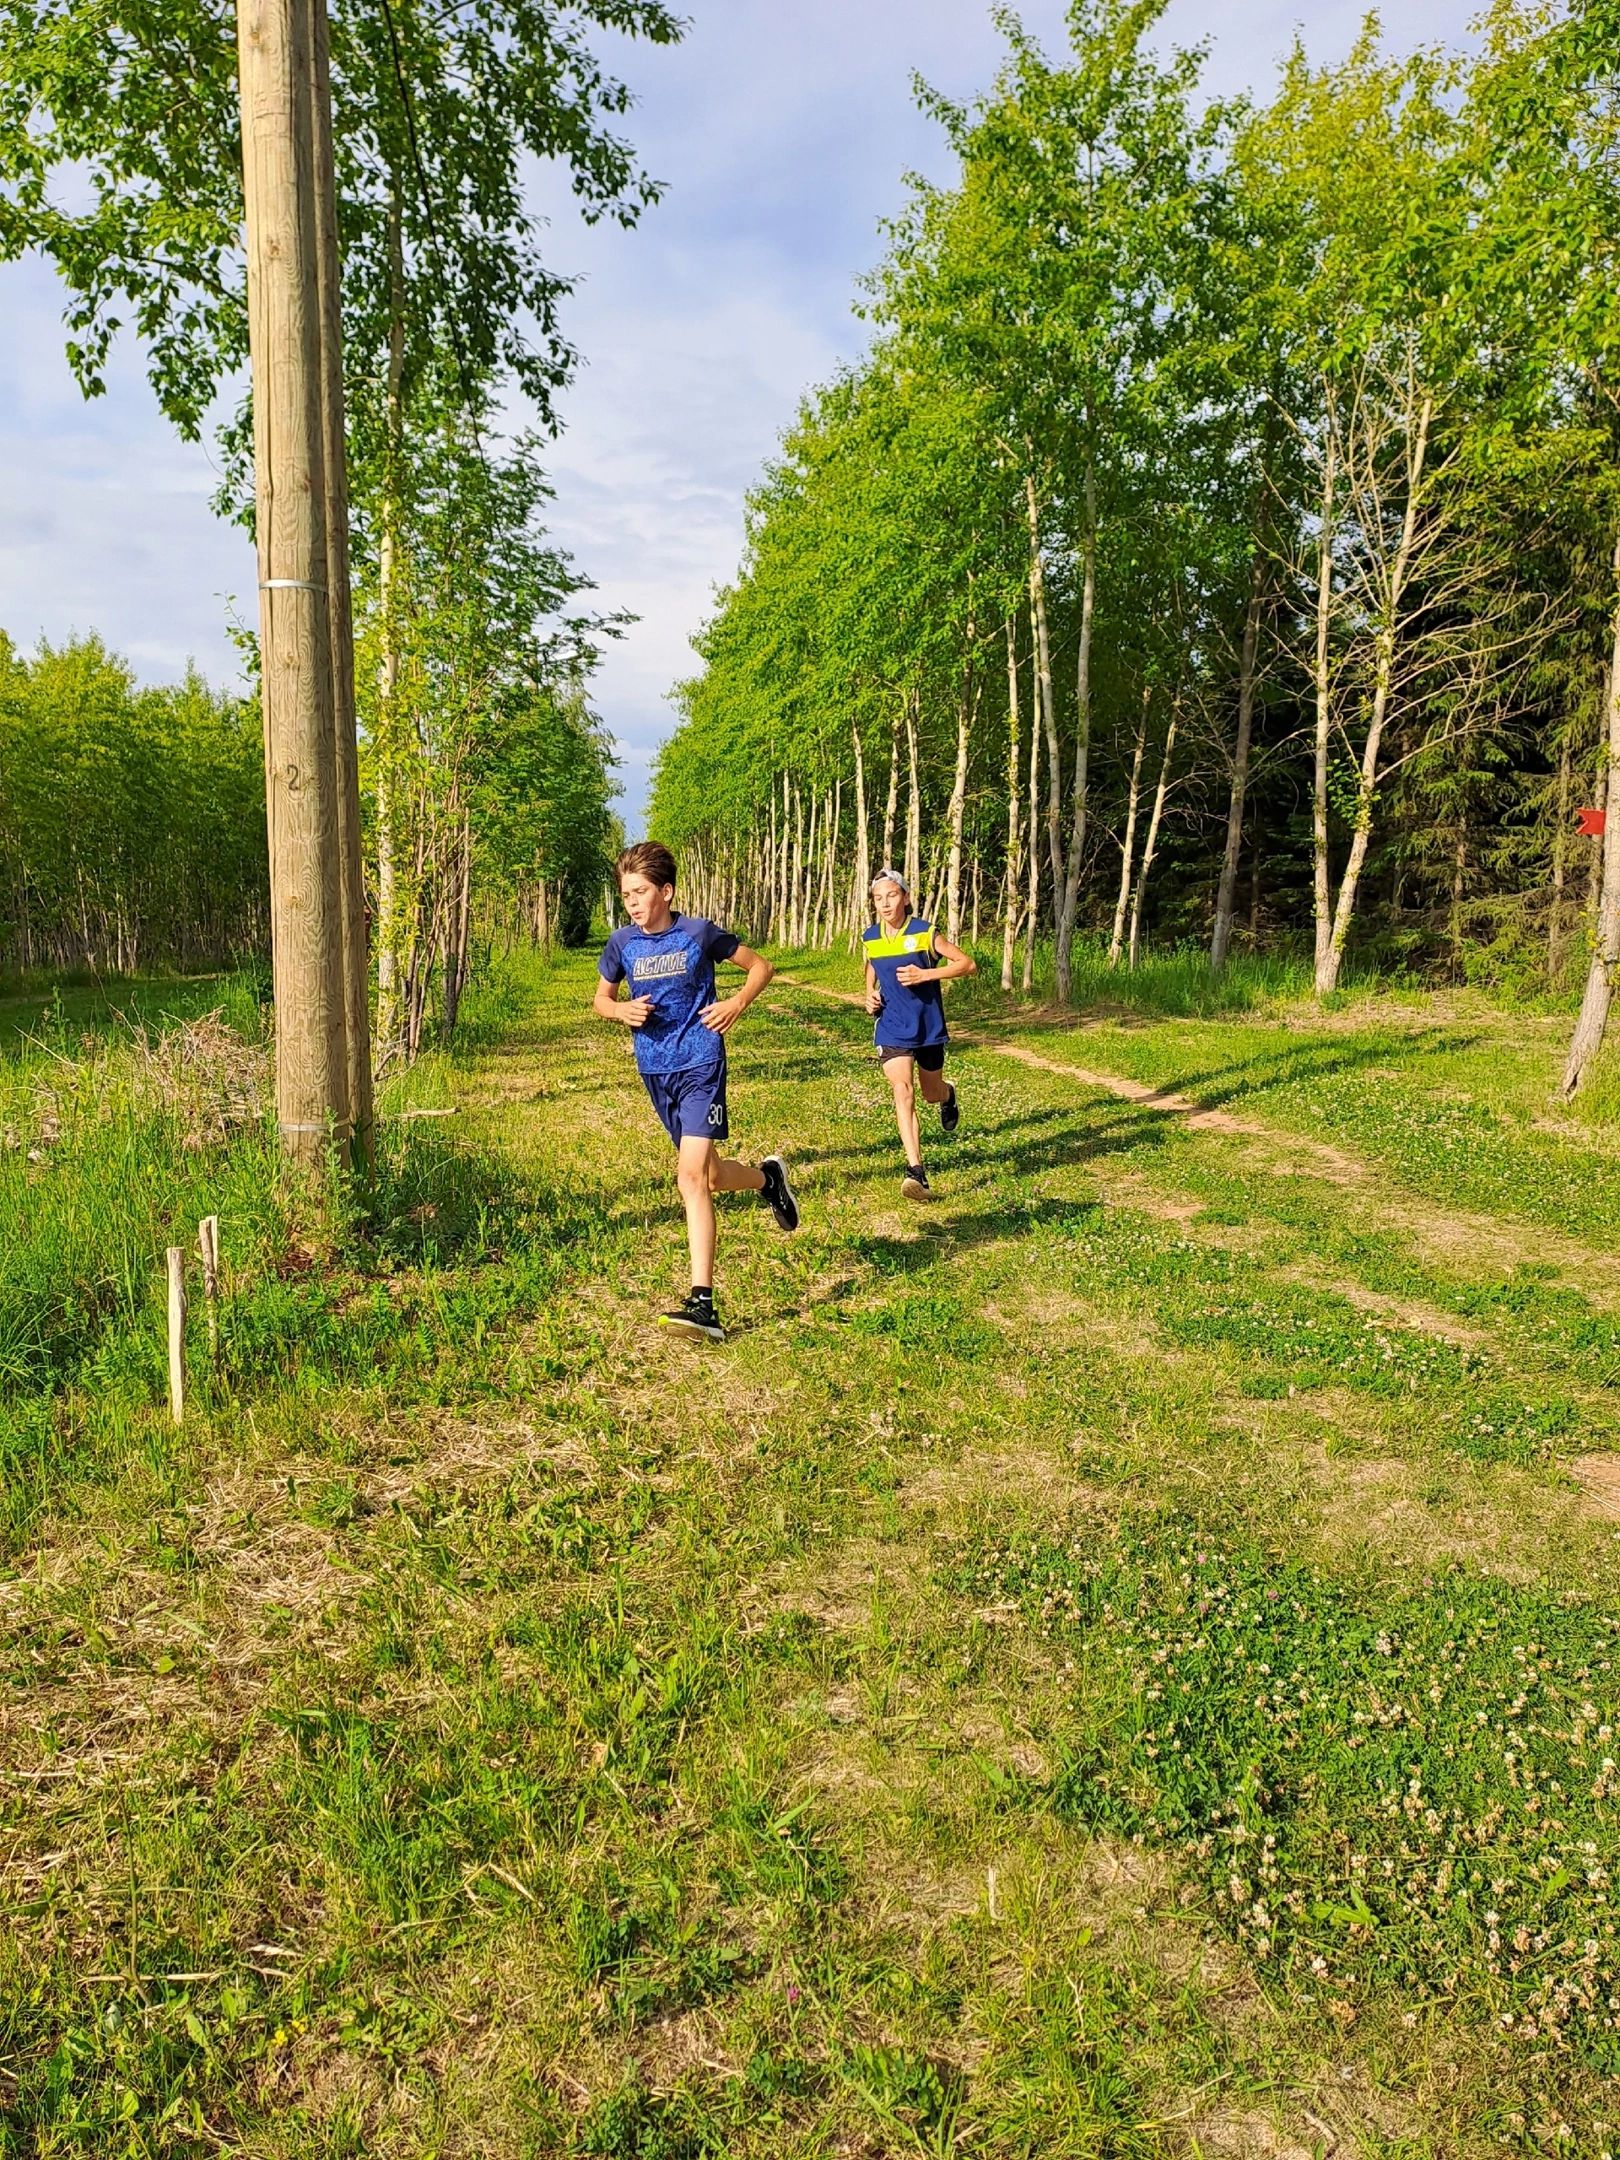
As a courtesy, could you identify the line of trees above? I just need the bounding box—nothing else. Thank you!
[651,0,1620,1090]
[0,620,618,1014]
[1,0,674,1050]
[0,632,265,976]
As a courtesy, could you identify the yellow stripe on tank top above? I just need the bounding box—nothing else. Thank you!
[865,931,936,960]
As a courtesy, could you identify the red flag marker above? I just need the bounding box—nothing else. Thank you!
[1577,808,1607,837]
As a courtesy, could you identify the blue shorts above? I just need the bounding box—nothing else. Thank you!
[642,1064,728,1147]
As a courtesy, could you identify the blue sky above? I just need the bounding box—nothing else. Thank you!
[0,1,1480,828]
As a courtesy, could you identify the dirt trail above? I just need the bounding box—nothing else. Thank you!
[781,973,1365,1172]
[779,973,1620,1298]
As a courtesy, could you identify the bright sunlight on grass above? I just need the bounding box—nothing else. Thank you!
[5,949,1620,2156]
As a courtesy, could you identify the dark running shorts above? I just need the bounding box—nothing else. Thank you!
[642,1064,728,1146]
[877,1042,947,1073]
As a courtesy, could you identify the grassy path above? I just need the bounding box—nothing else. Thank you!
[5,955,1620,2156]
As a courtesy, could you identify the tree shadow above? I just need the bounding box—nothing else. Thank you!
[826,1192,1108,1273]
[967,1020,1482,1120]
[797,1101,1171,1183]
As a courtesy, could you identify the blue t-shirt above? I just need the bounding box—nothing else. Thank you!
[864,915,947,1050]
[598,914,741,1075]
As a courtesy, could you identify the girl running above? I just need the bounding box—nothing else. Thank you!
[862,867,976,1201]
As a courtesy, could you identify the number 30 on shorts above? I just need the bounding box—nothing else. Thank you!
[706,1100,725,1129]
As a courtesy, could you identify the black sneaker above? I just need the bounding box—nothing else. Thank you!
[940,1085,960,1136]
[760,1155,800,1232]
[901,1165,932,1202]
[659,1294,726,1343]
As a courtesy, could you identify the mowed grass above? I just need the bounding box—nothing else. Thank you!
[4,949,1620,2156]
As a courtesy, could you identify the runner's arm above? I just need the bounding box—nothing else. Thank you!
[700,943,774,1036]
[865,960,882,1015]
[593,977,651,1026]
[897,932,976,987]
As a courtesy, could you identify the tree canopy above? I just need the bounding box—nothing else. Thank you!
[653,0,1620,1082]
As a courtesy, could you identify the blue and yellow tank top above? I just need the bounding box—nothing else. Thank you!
[863,915,948,1051]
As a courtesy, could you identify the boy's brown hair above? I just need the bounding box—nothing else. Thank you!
[617,840,678,891]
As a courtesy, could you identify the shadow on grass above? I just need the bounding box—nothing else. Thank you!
[969,1016,1483,1120]
[801,1101,1170,1183]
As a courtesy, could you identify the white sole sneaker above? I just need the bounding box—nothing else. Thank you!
[658,1311,726,1343]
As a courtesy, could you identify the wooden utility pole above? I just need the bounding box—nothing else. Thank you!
[305,0,374,1164]
[237,0,367,1169]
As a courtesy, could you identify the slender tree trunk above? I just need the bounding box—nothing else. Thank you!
[851,725,870,944]
[1248,815,1262,944]
[904,691,922,901]
[1108,694,1148,968]
[820,781,839,946]
[1055,453,1096,1001]
[882,708,900,870]
[442,812,473,1037]
[374,195,407,1062]
[1549,736,1572,981]
[1000,618,1023,992]
[773,781,786,941]
[1211,543,1266,972]
[785,786,796,944]
[1312,418,1338,981]
[803,789,820,946]
[1025,479,1062,901]
[1587,756,1608,927]
[945,655,972,943]
[1022,641,1041,995]
[798,787,811,944]
[402,816,431,1057]
[922,828,949,927]
[1563,527,1620,1093]
[1128,707,1178,969]
[971,848,981,947]
[1318,394,1433,997]
[791,784,805,946]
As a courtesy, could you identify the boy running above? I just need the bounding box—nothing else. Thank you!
[594,841,798,1341]
[863,867,976,1201]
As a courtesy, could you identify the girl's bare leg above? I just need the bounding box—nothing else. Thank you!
[884,1057,922,1165]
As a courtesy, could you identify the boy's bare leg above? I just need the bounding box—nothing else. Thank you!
[918,1066,950,1108]
[709,1155,766,1195]
[677,1139,765,1288]
[884,1058,923,1165]
[676,1138,719,1287]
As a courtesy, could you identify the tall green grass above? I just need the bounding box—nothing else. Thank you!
[783,931,1329,1020]
[1027,933,1322,1018]
[0,965,596,1554]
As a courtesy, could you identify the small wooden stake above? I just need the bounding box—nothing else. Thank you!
[197,1215,221,1371]
[166,1247,187,1426]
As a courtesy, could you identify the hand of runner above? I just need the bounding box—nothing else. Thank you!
[699,995,745,1035]
[865,986,883,1014]
[621,995,653,1027]
[896,964,931,986]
